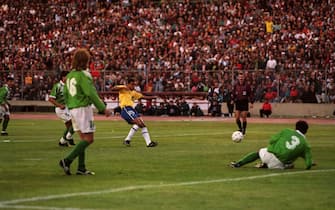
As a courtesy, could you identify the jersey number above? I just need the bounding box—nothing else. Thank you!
[66,78,77,96]
[286,136,300,150]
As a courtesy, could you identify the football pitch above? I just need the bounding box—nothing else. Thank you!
[0,117,334,210]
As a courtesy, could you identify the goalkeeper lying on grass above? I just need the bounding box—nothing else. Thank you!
[231,120,315,169]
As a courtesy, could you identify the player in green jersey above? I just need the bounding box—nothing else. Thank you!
[49,71,75,147]
[0,77,15,136]
[231,120,313,169]
[59,48,111,175]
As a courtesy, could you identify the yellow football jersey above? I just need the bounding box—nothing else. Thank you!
[116,85,143,108]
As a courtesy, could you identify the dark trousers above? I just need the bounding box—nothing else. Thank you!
[260,109,272,118]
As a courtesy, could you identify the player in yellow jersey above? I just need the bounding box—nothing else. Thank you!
[111,78,157,147]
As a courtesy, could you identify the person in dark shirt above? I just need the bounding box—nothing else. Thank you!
[135,99,146,114]
[223,84,234,117]
[301,85,318,103]
[231,72,254,135]
[190,102,204,116]
[178,98,190,116]
[146,99,158,116]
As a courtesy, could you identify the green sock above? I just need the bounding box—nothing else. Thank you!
[63,128,69,139]
[78,151,86,171]
[2,117,9,131]
[65,141,89,163]
[69,126,74,134]
[64,126,75,140]
[237,152,259,166]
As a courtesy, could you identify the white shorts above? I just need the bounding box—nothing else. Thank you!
[259,148,285,169]
[55,107,72,123]
[0,104,10,119]
[69,106,96,133]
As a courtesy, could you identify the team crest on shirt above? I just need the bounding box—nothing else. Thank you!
[128,110,135,117]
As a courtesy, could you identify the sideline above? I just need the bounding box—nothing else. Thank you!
[1,169,334,209]
[11,113,335,124]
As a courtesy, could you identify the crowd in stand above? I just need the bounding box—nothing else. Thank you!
[113,98,205,117]
[1,0,334,104]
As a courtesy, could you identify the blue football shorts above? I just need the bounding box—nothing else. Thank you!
[121,106,140,124]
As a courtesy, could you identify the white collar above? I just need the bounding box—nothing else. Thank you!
[296,130,306,138]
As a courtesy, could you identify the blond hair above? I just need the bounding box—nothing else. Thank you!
[71,48,91,70]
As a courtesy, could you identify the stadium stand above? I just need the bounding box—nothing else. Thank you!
[1,0,334,110]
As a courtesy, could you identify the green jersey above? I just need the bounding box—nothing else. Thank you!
[0,85,10,105]
[64,70,105,112]
[49,81,65,105]
[267,128,312,169]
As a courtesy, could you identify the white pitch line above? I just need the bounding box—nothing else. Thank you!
[0,169,334,208]
[0,131,276,143]
[0,204,82,210]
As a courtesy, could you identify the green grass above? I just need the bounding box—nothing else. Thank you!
[0,119,334,210]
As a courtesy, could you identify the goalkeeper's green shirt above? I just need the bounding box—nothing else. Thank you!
[49,81,65,105]
[267,128,312,169]
[64,70,105,112]
[0,85,9,105]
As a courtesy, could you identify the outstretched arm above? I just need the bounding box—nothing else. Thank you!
[111,85,129,91]
[48,97,65,109]
[141,95,157,100]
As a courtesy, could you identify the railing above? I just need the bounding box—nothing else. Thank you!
[2,68,334,103]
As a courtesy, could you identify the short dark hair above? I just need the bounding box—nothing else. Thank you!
[295,120,309,134]
[127,78,135,84]
[6,77,14,81]
[60,71,69,79]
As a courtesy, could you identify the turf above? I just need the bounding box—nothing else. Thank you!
[0,119,334,210]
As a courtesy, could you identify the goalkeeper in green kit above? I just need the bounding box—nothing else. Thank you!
[231,120,313,169]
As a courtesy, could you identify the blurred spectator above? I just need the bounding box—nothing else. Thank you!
[0,0,334,103]
[259,99,272,118]
[326,78,335,103]
[135,99,146,114]
[146,99,158,116]
[301,85,318,103]
[208,92,223,117]
[289,85,299,103]
[263,87,277,102]
[207,81,223,117]
[190,102,204,117]
[223,84,234,117]
[178,98,190,116]
[266,55,277,72]
[167,100,180,116]
[156,101,168,116]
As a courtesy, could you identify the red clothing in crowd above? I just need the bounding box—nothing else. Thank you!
[262,101,272,111]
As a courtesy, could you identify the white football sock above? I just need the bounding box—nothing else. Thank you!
[125,124,139,141]
[141,127,151,145]
[59,137,67,144]
[66,132,73,140]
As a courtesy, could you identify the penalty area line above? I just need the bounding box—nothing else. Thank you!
[0,204,82,210]
[0,130,277,143]
[0,169,334,208]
